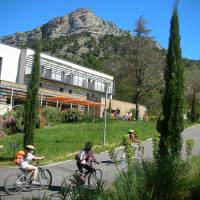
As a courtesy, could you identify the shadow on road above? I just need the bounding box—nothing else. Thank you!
[101,160,113,165]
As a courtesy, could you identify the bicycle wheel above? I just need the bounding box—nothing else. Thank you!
[88,169,102,187]
[115,148,126,164]
[60,175,74,200]
[38,168,52,189]
[4,173,25,194]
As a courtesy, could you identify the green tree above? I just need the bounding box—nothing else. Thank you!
[157,2,184,157]
[132,16,163,120]
[23,41,41,147]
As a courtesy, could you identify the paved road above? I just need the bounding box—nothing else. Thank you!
[0,125,200,200]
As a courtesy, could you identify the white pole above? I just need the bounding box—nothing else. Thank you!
[56,100,58,108]
[103,84,108,146]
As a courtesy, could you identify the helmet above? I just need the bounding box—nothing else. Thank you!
[26,145,35,150]
[128,129,135,134]
[84,141,93,150]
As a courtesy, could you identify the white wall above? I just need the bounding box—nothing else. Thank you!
[0,43,21,82]
[0,104,12,115]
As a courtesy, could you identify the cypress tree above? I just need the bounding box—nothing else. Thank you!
[157,2,184,157]
[23,41,41,147]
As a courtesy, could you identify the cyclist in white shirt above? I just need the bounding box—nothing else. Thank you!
[75,142,100,181]
[20,145,44,185]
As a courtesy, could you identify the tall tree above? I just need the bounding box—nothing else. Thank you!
[23,41,41,147]
[132,16,163,120]
[157,1,184,157]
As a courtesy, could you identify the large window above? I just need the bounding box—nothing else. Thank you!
[45,68,52,79]
[0,57,2,78]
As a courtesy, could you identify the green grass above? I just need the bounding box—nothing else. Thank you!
[0,120,156,166]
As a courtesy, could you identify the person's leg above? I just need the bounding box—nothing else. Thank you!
[76,161,83,173]
[26,165,38,181]
[82,164,94,176]
[131,143,139,158]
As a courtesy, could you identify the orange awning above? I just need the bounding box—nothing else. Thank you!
[46,96,102,107]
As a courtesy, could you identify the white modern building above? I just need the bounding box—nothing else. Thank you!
[0,42,113,116]
[0,42,146,118]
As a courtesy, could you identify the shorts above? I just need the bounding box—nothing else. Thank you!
[20,161,29,169]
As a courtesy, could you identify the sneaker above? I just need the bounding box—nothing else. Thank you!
[32,180,40,185]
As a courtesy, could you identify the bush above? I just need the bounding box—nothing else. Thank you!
[41,106,62,125]
[152,133,160,160]
[13,105,24,132]
[2,110,17,135]
[186,139,195,159]
[61,109,82,123]
[0,117,5,137]
[107,157,190,200]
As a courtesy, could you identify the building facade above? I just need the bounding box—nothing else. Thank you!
[0,43,114,115]
[0,43,146,118]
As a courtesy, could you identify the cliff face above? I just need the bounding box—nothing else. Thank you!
[0,8,127,46]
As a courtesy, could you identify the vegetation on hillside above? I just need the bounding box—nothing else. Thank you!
[21,28,200,117]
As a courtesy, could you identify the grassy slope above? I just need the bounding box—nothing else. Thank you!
[0,120,156,166]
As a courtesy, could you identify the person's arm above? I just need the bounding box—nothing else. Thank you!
[34,156,45,160]
[88,151,100,164]
[31,154,44,161]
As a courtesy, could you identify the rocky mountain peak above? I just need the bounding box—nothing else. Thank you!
[0,8,127,46]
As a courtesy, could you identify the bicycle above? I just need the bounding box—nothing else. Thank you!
[115,141,144,164]
[4,161,52,195]
[60,161,102,199]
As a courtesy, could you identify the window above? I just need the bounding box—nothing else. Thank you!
[60,87,64,92]
[61,71,65,82]
[40,66,45,77]
[69,89,72,94]
[0,57,2,78]
[45,68,52,79]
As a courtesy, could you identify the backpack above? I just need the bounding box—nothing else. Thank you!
[74,150,85,161]
[14,150,25,165]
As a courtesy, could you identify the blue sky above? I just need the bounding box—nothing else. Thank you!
[0,0,199,60]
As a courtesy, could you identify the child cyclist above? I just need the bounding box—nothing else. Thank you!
[75,142,100,181]
[20,145,44,185]
[128,129,141,160]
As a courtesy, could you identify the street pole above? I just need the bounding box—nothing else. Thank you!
[103,84,108,146]
[40,93,43,106]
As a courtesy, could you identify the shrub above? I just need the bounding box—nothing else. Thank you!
[61,109,82,123]
[148,115,158,121]
[13,105,25,132]
[0,117,5,137]
[107,157,190,200]
[190,156,200,199]
[2,110,17,135]
[152,133,160,160]
[41,106,62,125]
[122,135,133,166]
[186,139,195,159]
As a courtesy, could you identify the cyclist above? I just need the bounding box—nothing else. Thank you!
[20,145,44,185]
[75,141,100,181]
[128,129,140,160]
